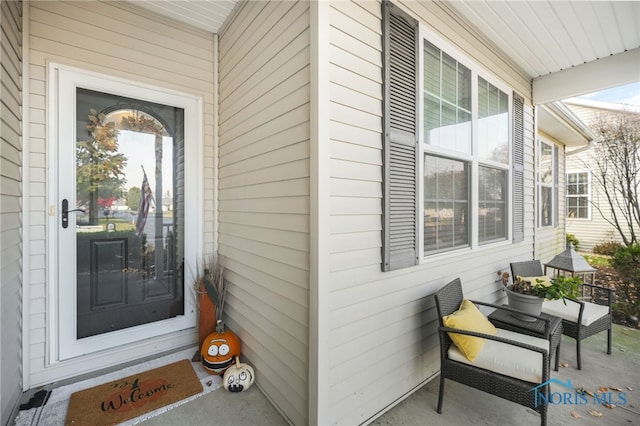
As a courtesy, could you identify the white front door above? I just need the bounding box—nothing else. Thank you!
[51,65,201,361]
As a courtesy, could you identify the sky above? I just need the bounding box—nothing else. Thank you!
[120,130,174,202]
[578,81,640,107]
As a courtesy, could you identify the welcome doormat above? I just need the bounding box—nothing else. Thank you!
[64,359,202,425]
[15,347,223,426]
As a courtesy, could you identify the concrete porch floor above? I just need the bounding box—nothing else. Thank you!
[142,324,639,426]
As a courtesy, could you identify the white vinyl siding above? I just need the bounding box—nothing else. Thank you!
[218,2,311,425]
[1,0,23,422]
[26,1,215,386]
[564,101,629,251]
[326,1,535,424]
[566,148,625,251]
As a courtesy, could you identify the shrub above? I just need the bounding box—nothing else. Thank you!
[566,233,580,251]
[593,241,623,256]
[610,244,640,318]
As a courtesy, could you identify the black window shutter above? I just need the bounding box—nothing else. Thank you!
[382,1,419,271]
[512,93,525,243]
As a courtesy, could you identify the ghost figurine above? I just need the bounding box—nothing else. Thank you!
[223,357,255,393]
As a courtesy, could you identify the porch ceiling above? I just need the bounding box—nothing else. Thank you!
[445,1,640,104]
[129,0,238,34]
[130,0,639,104]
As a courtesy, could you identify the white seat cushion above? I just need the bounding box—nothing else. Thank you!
[448,328,549,383]
[542,299,609,326]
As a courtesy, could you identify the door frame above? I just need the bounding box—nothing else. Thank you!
[47,63,203,362]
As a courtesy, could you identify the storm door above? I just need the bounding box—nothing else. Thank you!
[53,66,199,360]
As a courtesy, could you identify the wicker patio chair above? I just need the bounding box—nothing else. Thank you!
[435,278,550,426]
[510,260,613,370]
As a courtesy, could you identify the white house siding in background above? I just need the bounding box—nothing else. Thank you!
[565,151,621,251]
[1,0,23,423]
[535,131,567,264]
[564,99,632,251]
[25,1,216,386]
[217,2,311,425]
[325,1,536,424]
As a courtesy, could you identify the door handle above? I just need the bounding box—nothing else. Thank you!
[61,199,85,228]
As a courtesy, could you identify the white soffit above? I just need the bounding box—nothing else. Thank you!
[126,1,639,104]
[127,0,238,34]
[538,103,595,148]
[446,1,640,104]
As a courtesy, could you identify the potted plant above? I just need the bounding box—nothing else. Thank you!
[193,256,227,351]
[502,272,582,321]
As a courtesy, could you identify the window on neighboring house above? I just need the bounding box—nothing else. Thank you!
[537,139,558,227]
[566,171,590,219]
[382,3,518,270]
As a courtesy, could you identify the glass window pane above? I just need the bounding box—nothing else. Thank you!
[499,90,508,114]
[478,78,488,118]
[478,77,509,163]
[456,110,472,154]
[424,155,469,253]
[423,40,472,155]
[478,166,507,243]
[458,63,471,110]
[424,41,440,96]
[539,142,553,184]
[424,94,440,144]
[441,52,457,104]
[540,186,552,226]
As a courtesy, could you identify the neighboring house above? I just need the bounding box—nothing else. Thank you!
[564,98,640,252]
[1,1,638,425]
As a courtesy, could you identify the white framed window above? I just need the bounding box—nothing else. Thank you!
[420,26,511,256]
[566,171,591,219]
[537,138,557,227]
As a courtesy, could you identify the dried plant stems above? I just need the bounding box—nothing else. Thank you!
[195,255,228,322]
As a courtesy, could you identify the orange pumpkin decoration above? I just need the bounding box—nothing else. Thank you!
[201,320,241,375]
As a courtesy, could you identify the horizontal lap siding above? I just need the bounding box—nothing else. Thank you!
[218,2,310,425]
[1,0,23,423]
[327,1,535,424]
[26,0,215,386]
[566,143,625,252]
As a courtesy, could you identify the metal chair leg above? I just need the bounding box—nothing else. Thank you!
[607,327,612,354]
[576,337,582,370]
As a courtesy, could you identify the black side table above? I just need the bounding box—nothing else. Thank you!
[488,308,563,371]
